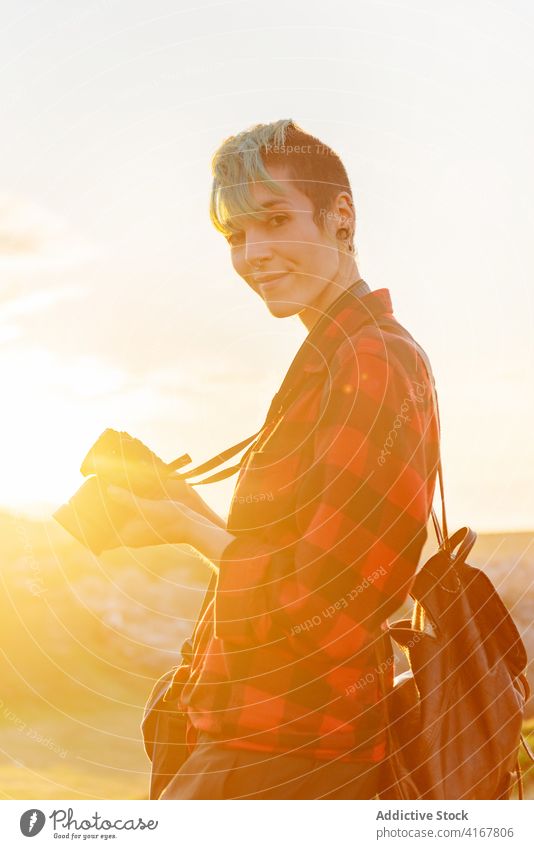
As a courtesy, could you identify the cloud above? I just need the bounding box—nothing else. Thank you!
[0,285,88,320]
[0,194,95,342]
[0,324,20,344]
[0,193,96,272]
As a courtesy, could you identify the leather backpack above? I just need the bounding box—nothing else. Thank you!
[376,499,533,799]
[373,327,533,800]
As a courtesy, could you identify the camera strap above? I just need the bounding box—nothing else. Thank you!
[173,429,263,485]
[173,371,319,486]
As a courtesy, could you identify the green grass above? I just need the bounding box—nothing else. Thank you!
[0,698,151,800]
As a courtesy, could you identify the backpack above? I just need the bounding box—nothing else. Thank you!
[375,517,533,799]
[373,320,533,800]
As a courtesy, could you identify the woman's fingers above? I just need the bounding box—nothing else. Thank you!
[107,484,138,507]
[105,485,192,547]
[107,485,168,516]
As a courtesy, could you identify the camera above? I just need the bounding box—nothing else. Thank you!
[53,429,192,554]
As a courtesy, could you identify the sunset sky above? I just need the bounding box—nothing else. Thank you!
[0,0,533,533]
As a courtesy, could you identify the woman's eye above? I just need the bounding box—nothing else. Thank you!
[268,214,288,227]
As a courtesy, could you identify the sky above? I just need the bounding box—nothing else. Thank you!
[0,0,533,532]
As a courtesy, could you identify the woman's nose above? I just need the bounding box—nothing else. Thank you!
[245,235,272,269]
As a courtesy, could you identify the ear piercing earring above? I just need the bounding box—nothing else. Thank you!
[337,227,354,253]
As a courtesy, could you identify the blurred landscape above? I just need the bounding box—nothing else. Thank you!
[0,512,532,800]
[0,510,211,800]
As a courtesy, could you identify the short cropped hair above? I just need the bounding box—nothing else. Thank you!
[210,119,354,247]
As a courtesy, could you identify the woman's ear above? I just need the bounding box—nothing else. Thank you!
[334,191,356,236]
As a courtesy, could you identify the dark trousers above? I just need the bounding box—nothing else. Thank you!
[159,732,382,800]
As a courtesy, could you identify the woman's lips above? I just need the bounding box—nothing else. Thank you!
[258,274,288,293]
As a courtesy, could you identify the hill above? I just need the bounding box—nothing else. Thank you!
[0,513,532,799]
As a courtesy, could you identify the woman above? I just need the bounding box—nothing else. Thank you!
[107,119,440,799]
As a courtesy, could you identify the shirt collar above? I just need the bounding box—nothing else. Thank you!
[265,281,394,420]
[301,280,394,373]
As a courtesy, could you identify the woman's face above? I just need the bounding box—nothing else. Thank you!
[226,164,352,324]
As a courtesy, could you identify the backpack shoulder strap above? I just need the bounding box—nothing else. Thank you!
[375,315,449,550]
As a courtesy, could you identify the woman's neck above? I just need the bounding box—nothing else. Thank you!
[299,262,362,332]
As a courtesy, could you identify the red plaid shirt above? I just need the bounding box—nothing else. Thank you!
[180,283,440,764]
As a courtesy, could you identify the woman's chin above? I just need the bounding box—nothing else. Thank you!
[263,298,301,318]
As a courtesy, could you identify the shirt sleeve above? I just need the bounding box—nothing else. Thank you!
[214,336,439,654]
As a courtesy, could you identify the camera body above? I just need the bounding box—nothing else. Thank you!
[53,429,192,554]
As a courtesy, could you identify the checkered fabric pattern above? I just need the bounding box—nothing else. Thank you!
[180,284,440,764]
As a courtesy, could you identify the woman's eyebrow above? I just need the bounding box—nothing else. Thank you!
[226,199,291,229]
[259,199,292,209]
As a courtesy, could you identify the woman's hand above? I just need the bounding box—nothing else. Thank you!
[104,484,237,570]
[104,485,199,548]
